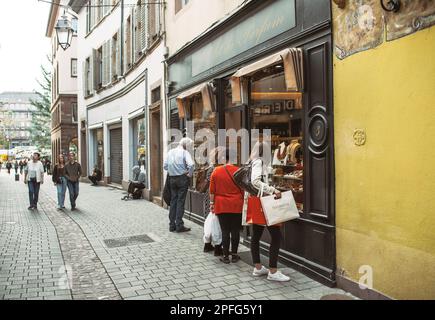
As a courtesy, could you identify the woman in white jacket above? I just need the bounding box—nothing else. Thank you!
[247,141,290,282]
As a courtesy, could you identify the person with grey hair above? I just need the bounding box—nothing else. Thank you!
[163,137,195,233]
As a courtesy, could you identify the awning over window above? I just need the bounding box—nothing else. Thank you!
[176,82,215,118]
[230,48,304,104]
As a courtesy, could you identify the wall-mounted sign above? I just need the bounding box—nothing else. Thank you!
[353,129,367,146]
[191,0,295,77]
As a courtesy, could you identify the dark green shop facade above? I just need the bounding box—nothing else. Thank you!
[166,0,335,286]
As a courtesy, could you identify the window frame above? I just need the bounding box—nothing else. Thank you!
[71,58,78,78]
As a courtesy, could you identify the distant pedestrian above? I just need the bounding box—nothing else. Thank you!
[14,161,19,174]
[65,152,82,211]
[52,154,67,210]
[163,137,194,233]
[19,160,24,174]
[6,161,12,174]
[209,148,244,264]
[46,159,51,175]
[0,160,2,172]
[24,152,44,210]
[88,165,102,186]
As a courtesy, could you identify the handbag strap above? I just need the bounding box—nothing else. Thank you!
[223,165,243,193]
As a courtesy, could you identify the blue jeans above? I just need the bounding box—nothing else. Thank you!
[67,181,80,208]
[169,175,189,230]
[28,180,40,207]
[56,177,67,208]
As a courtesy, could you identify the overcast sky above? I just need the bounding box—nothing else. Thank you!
[0,0,51,93]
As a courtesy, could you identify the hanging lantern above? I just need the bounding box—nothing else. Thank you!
[55,13,74,50]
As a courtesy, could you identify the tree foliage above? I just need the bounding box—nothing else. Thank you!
[29,64,51,149]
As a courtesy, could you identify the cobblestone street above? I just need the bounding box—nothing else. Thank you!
[0,171,354,300]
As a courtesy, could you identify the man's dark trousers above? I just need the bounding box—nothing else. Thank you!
[67,181,79,208]
[169,175,189,231]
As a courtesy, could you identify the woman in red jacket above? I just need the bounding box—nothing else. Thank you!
[209,149,244,264]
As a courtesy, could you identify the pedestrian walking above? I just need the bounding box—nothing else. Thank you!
[52,154,67,210]
[46,159,51,175]
[14,160,19,174]
[209,148,244,264]
[6,161,12,174]
[19,160,24,174]
[247,141,290,282]
[24,152,44,210]
[163,137,194,233]
[65,152,82,211]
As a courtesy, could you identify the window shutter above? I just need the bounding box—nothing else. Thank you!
[93,49,100,89]
[102,43,107,86]
[134,6,139,61]
[148,3,157,43]
[125,17,131,71]
[90,54,95,93]
[103,0,110,16]
[86,5,90,33]
[175,0,182,14]
[142,4,147,50]
[131,8,136,63]
[116,30,121,77]
[90,0,96,28]
[107,41,111,83]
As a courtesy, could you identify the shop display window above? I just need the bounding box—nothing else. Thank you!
[94,128,104,174]
[134,117,146,169]
[249,62,304,211]
[185,94,216,192]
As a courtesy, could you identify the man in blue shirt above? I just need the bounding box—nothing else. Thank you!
[164,137,195,232]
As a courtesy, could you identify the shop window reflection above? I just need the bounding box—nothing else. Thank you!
[249,62,304,211]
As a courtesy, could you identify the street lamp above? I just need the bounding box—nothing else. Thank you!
[55,11,74,50]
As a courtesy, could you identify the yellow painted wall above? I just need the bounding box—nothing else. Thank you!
[334,26,435,299]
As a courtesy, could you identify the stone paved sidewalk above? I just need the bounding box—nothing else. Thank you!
[0,171,355,300]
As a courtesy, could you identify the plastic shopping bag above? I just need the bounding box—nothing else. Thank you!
[210,213,222,246]
[203,212,213,244]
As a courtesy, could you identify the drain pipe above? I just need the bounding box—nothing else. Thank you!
[120,0,124,76]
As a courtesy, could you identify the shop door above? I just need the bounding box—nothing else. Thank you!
[110,128,123,184]
[150,107,162,198]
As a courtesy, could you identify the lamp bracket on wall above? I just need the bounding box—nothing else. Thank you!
[380,0,401,13]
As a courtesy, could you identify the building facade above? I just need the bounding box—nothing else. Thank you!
[70,0,166,198]
[46,0,79,165]
[331,1,435,300]
[0,92,38,148]
[48,0,435,300]
[166,0,335,286]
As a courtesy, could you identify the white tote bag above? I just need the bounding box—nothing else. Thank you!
[260,191,300,226]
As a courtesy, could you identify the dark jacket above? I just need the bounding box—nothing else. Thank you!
[52,164,66,183]
[91,168,102,181]
[65,162,82,182]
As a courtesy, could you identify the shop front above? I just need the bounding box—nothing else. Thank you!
[88,123,104,179]
[167,0,335,285]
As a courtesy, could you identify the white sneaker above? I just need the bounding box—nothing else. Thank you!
[252,266,269,277]
[267,270,290,282]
